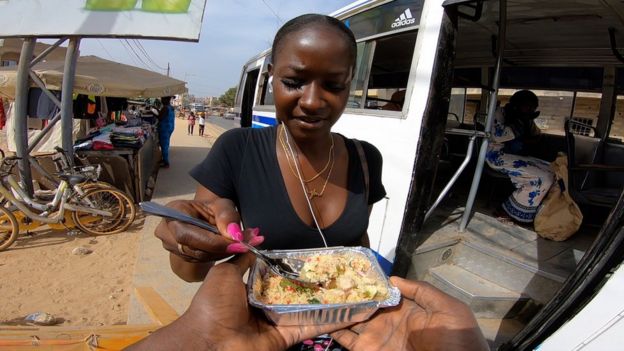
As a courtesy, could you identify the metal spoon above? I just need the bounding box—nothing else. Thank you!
[139,201,314,287]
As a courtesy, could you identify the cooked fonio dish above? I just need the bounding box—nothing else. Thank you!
[258,253,389,305]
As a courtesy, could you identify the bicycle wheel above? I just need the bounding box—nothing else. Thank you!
[76,181,115,193]
[0,207,19,251]
[72,188,136,235]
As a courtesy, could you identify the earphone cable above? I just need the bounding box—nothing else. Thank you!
[283,126,335,350]
[282,125,328,248]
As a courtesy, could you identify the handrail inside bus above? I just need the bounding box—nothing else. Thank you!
[459,0,508,232]
[608,27,624,65]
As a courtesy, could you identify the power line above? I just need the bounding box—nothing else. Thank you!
[132,39,160,68]
[122,39,155,71]
[124,39,153,70]
[132,39,168,71]
[118,39,145,68]
[96,39,115,61]
[260,0,282,24]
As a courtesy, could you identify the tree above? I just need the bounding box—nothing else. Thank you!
[219,87,237,107]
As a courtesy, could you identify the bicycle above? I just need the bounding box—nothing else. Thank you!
[50,146,115,192]
[0,156,136,251]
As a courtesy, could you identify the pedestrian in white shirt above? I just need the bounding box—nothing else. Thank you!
[198,114,206,136]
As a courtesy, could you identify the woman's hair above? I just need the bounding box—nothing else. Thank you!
[271,14,357,69]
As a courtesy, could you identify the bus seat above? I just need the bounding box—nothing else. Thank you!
[564,120,624,209]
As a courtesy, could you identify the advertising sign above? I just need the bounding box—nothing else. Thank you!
[0,0,207,41]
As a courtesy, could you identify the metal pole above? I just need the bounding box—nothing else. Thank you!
[425,134,477,222]
[29,37,67,67]
[459,0,507,231]
[28,112,61,153]
[596,66,617,139]
[14,38,36,197]
[60,37,81,166]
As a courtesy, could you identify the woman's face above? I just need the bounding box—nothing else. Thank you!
[270,26,353,141]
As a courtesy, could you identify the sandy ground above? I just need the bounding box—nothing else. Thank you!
[0,117,225,327]
[0,220,144,326]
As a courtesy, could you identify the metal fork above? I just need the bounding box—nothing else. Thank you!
[139,201,313,287]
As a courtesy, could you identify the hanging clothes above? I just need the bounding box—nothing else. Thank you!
[27,88,60,119]
[486,107,554,223]
[73,94,99,119]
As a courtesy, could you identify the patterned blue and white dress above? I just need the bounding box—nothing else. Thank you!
[485,108,554,223]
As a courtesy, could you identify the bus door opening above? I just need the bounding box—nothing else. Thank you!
[240,68,260,128]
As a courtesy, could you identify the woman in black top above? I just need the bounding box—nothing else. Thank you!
[155,14,386,283]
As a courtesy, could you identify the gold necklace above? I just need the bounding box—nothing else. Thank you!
[278,125,334,183]
[306,150,335,199]
[279,125,335,199]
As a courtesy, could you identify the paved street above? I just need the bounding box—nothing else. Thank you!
[205,114,239,130]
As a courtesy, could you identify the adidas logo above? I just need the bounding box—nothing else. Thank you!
[391,8,416,28]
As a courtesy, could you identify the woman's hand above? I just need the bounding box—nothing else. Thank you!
[125,254,353,351]
[154,198,264,263]
[331,277,489,351]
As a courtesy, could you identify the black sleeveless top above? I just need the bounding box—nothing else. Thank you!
[189,126,386,249]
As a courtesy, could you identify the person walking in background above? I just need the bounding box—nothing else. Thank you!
[198,113,205,136]
[157,96,175,168]
[187,112,196,135]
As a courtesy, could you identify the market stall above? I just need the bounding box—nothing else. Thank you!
[0,55,186,202]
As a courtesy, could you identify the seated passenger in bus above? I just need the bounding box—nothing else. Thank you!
[381,89,406,111]
[486,90,554,224]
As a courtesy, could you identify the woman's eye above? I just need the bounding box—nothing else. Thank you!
[281,79,302,90]
[326,83,347,92]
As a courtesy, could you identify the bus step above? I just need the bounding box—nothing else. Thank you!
[427,264,532,319]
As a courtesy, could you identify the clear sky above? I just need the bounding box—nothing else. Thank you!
[73,0,354,98]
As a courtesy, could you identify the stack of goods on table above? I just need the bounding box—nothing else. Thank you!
[110,126,146,149]
[74,123,154,151]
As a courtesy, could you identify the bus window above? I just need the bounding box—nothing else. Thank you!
[610,95,624,142]
[447,88,466,127]
[571,92,601,131]
[530,90,574,136]
[347,41,370,109]
[446,87,485,127]
[464,88,484,125]
[234,66,247,110]
[492,89,578,136]
[260,74,274,106]
[259,56,274,106]
[365,30,417,111]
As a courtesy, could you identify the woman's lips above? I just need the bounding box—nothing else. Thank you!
[294,117,325,129]
[296,116,322,123]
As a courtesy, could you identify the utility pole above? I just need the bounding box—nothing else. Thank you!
[167,62,170,77]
